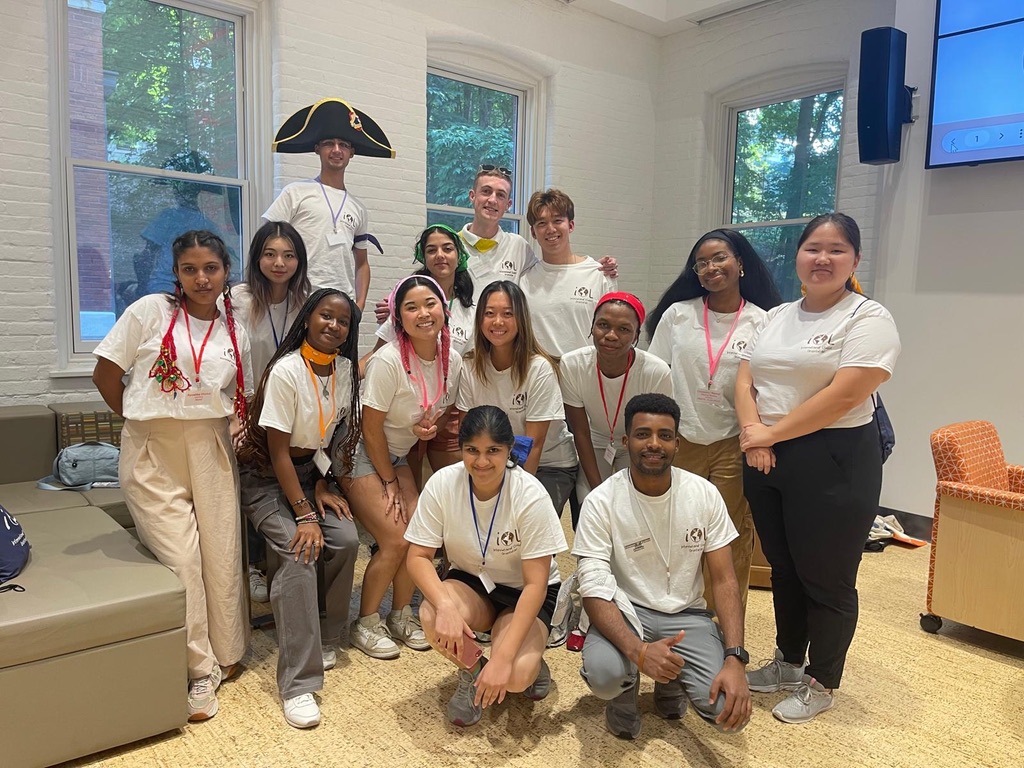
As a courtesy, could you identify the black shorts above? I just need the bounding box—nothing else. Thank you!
[444,569,560,631]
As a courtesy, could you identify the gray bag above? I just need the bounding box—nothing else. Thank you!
[37,441,120,491]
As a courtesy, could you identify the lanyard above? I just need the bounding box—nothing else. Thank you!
[702,298,745,389]
[269,296,288,348]
[303,359,337,448]
[409,352,446,416]
[469,473,507,567]
[317,177,348,234]
[181,309,217,384]
[596,349,633,437]
[627,474,676,593]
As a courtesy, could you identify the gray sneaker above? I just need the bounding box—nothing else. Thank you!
[523,658,551,701]
[187,674,219,722]
[605,677,641,739]
[386,606,431,651]
[448,667,483,726]
[772,675,834,723]
[746,648,805,693]
[653,678,687,720]
[350,615,401,660]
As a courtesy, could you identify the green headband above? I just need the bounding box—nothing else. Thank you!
[413,224,469,273]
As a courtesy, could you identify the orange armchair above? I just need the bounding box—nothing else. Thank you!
[922,421,1024,640]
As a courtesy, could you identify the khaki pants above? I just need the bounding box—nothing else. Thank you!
[673,434,754,615]
[120,418,248,679]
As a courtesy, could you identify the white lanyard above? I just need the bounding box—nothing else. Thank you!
[626,474,676,593]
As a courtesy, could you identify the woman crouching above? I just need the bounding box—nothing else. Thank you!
[405,406,567,726]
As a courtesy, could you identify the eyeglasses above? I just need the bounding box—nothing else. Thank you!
[478,164,513,180]
[692,253,734,275]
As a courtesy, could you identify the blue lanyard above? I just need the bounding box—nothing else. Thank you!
[469,473,506,567]
[269,296,288,348]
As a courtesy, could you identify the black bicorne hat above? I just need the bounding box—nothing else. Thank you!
[272,97,395,158]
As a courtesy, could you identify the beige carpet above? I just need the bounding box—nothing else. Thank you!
[63,518,1024,768]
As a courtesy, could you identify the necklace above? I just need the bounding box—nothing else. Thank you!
[314,370,332,399]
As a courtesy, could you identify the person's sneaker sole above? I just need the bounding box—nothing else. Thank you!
[187,698,218,722]
[352,642,401,660]
[772,694,835,724]
[748,680,803,693]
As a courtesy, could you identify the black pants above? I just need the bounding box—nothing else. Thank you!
[743,423,881,689]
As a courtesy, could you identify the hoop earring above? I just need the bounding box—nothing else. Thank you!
[506,457,516,469]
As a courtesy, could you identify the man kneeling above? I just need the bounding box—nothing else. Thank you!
[573,393,751,738]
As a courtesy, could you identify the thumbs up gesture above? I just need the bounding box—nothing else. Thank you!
[638,630,686,683]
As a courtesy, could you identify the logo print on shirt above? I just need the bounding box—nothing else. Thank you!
[492,529,521,555]
[343,212,356,227]
[510,392,528,413]
[803,333,835,354]
[573,286,592,299]
[501,259,516,275]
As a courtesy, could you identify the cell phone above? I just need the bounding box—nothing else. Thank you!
[456,637,484,669]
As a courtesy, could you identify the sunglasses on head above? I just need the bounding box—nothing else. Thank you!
[479,164,513,179]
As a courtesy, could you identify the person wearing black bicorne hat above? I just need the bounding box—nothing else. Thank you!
[264,98,394,312]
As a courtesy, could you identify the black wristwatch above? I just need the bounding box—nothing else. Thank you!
[723,646,749,664]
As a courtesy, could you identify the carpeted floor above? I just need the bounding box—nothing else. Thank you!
[63,515,1024,768]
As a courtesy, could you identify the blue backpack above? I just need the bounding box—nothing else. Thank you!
[0,504,30,585]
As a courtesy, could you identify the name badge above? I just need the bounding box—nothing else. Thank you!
[624,536,651,555]
[603,443,617,466]
[185,387,214,407]
[326,232,349,247]
[313,447,331,478]
[695,388,724,406]
[479,570,497,594]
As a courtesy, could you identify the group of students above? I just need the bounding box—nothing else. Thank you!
[91,158,900,740]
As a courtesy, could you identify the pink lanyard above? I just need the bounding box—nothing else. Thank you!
[596,350,633,436]
[410,353,445,414]
[703,298,745,389]
[181,310,217,384]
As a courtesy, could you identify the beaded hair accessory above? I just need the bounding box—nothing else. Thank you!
[148,287,192,394]
[386,274,452,383]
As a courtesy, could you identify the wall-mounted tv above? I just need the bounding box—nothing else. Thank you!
[926,0,1024,169]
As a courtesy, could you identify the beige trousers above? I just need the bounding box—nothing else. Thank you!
[673,434,754,615]
[120,418,248,679]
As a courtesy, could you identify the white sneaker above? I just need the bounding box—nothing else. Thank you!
[387,606,430,651]
[248,565,268,603]
[322,643,337,671]
[350,615,401,659]
[187,675,219,722]
[283,693,321,728]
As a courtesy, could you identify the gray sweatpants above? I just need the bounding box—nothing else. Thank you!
[241,462,358,699]
[581,604,727,723]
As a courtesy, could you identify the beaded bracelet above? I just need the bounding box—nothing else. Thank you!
[295,512,320,525]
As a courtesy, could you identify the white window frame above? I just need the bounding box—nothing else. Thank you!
[49,0,271,375]
[426,43,548,236]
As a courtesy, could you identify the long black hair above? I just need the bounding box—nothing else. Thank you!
[413,224,474,309]
[645,229,782,342]
[238,288,362,474]
[244,221,311,324]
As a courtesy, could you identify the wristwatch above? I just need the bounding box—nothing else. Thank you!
[723,646,749,664]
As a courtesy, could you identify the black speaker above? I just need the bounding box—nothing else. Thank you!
[858,27,913,165]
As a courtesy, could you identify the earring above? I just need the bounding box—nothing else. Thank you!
[740,269,745,277]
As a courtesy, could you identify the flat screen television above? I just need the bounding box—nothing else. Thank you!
[926,0,1024,168]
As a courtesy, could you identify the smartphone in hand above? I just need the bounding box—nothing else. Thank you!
[456,637,484,669]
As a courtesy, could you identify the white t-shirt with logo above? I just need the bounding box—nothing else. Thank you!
[519,257,616,357]
[230,283,303,379]
[360,340,464,457]
[459,226,538,286]
[376,297,476,355]
[94,294,253,421]
[741,293,900,428]
[560,347,673,491]
[263,180,369,297]
[405,464,566,588]
[259,350,353,450]
[648,297,766,445]
[573,467,737,613]
[456,354,577,468]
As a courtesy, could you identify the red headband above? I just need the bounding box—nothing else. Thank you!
[596,291,646,326]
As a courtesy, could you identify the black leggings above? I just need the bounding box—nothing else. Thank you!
[743,423,881,689]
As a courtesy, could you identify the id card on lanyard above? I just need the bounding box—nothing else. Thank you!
[597,350,633,466]
[470,473,506,593]
[303,359,337,477]
[182,311,217,406]
[699,299,745,407]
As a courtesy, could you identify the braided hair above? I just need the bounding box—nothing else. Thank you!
[149,230,247,421]
[238,288,362,474]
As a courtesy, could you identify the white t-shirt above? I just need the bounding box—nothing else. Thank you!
[457,354,577,468]
[376,297,476,355]
[648,297,767,445]
[519,257,616,357]
[230,283,303,379]
[259,350,353,450]
[360,340,464,457]
[262,180,369,297]
[741,293,901,429]
[560,347,673,490]
[459,226,538,286]
[405,464,566,588]
[94,294,253,421]
[573,468,737,614]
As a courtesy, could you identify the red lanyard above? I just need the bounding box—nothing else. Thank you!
[410,352,445,415]
[597,349,633,436]
[181,309,217,384]
[303,359,337,447]
[703,298,745,389]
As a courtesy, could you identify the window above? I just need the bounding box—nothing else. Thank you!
[425,68,527,234]
[724,88,844,300]
[59,0,254,357]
